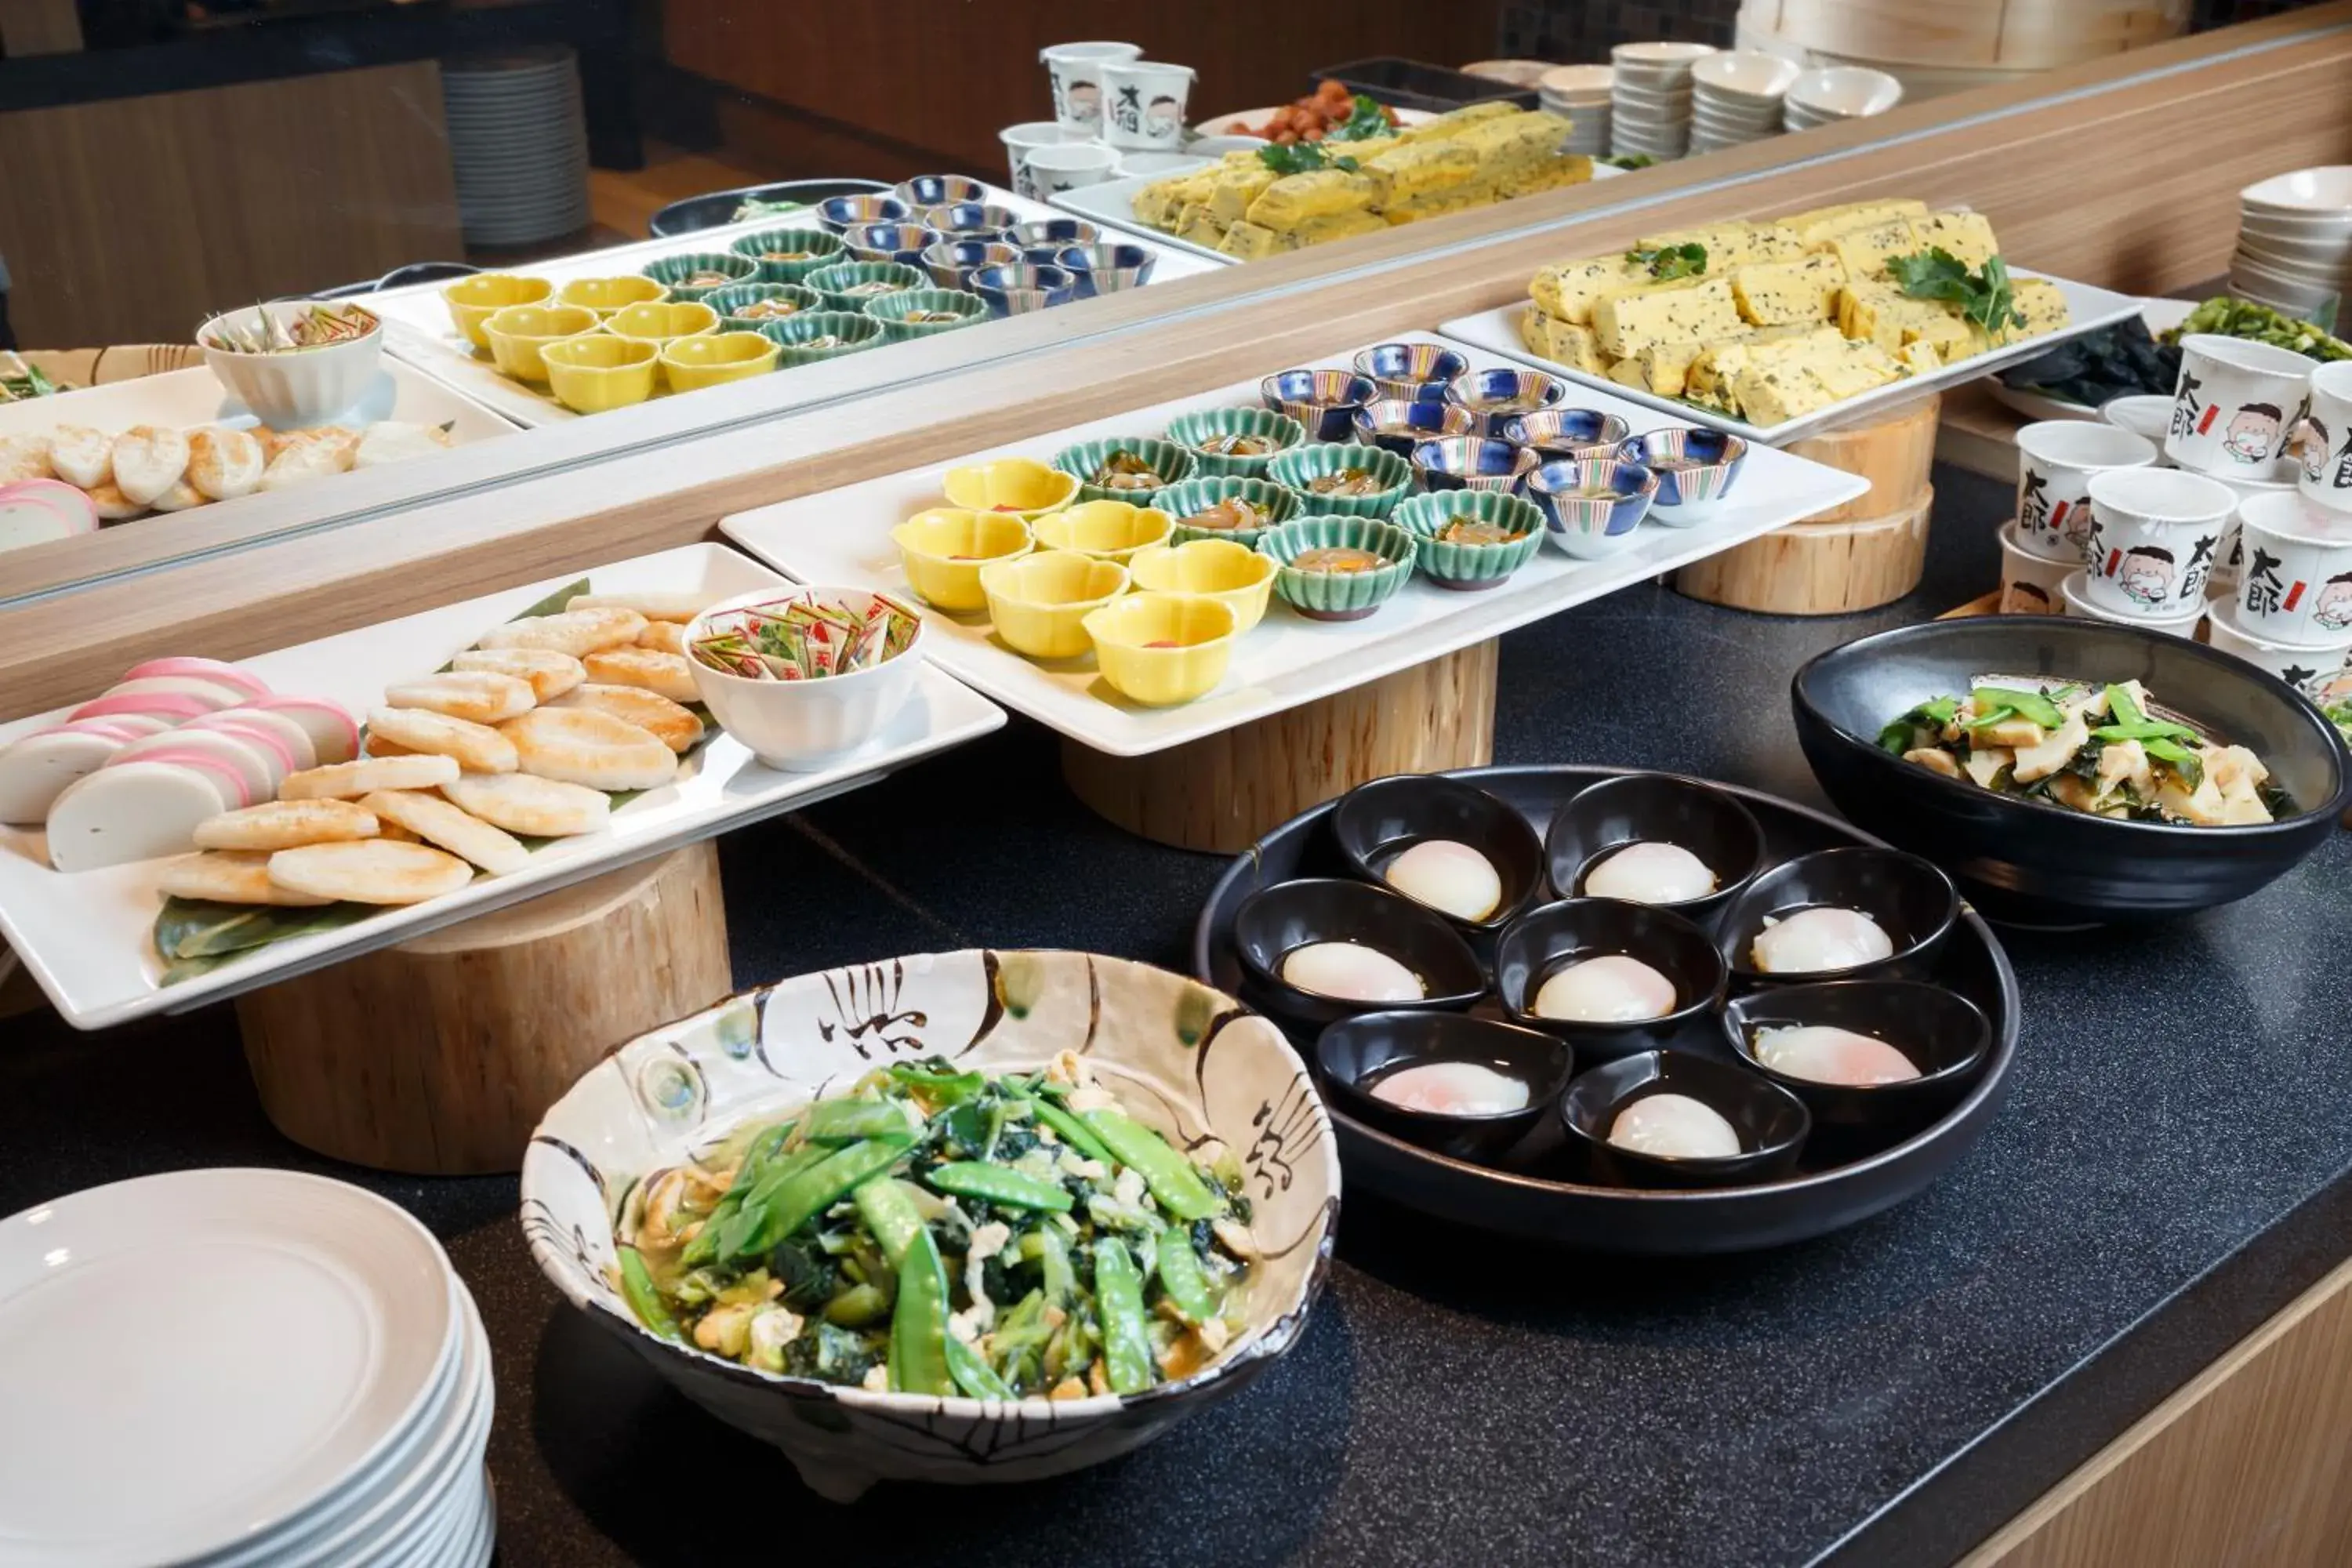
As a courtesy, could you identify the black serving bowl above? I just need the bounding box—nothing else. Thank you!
[1544,772,1766,924]
[1330,774,1546,934]
[1718,847,1958,985]
[1559,1050,1810,1189]
[1721,981,1991,1134]
[1234,878,1486,1028]
[1792,615,2352,927]
[1316,1011,1570,1163]
[1494,898,1726,1058]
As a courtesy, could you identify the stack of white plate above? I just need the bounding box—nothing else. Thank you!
[1688,49,1796,153]
[2231,167,2352,321]
[1610,41,1715,161]
[0,1169,495,1567]
[1784,66,1904,131]
[1538,64,1613,158]
[443,45,592,248]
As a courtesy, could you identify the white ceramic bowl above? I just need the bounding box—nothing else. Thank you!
[1611,40,1717,81]
[1690,50,1798,102]
[1539,64,1613,100]
[521,948,1339,1501]
[684,586,927,771]
[2240,165,2352,217]
[2238,208,2352,246]
[1788,67,1903,118]
[197,300,384,427]
[2232,227,2352,271]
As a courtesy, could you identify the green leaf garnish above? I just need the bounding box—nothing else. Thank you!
[1628,242,1707,281]
[1256,143,1359,176]
[1889,247,2026,339]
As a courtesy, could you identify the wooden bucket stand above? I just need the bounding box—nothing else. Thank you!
[234,840,732,1175]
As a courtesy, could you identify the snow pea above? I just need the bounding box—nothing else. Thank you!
[1035,1224,1076,1304]
[889,1226,953,1397]
[726,1135,913,1261]
[1024,1093,1116,1164]
[1092,1237,1155,1395]
[852,1176,928,1269]
[823,1283,890,1327]
[800,1098,914,1145]
[1154,1229,1218,1323]
[686,1142,829,1265]
[925,1160,1075,1212]
[889,1062,986,1105]
[617,1246,682,1341]
[946,1334,1016,1401]
[1080,1109,1223,1221]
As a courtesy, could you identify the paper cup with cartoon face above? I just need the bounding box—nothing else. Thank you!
[2234,488,2352,642]
[2295,361,2352,514]
[2165,334,2317,477]
[1040,42,1142,132]
[998,121,1070,201]
[2013,419,2157,562]
[2082,467,2236,619]
[1998,521,2072,615]
[1100,60,1198,151]
[1024,141,1122,196]
[2060,571,2205,639]
[2205,595,2352,702]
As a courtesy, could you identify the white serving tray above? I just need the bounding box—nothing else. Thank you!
[1439,270,2146,446]
[718,329,1865,759]
[369,180,1223,429]
[0,543,1006,1030]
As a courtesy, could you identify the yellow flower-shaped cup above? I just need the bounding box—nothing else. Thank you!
[541,335,660,413]
[1127,539,1279,633]
[557,275,671,319]
[1081,591,1237,706]
[659,331,781,392]
[1032,499,1174,565]
[979,551,1131,659]
[443,274,553,348]
[604,299,721,347]
[481,303,599,383]
[889,507,1033,612]
[940,457,1080,523]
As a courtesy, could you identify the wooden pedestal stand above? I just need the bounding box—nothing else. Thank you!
[1062,638,1500,853]
[1676,393,1944,615]
[234,841,732,1175]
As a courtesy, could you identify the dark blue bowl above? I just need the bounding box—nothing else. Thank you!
[895,174,988,209]
[1259,369,1377,442]
[1352,398,1475,459]
[1056,241,1158,299]
[1410,435,1540,494]
[1504,407,1632,461]
[1004,218,1101,252]
[816,194,911,233]
[1524,456,1658,560]
[1352,343,1470,404]
[1445,369,1570,437]
[1617,427,1751,522]
[844,222,943,267]
[920,238,1022,291]
[970,262,1077,318]
[915,201,1017,241]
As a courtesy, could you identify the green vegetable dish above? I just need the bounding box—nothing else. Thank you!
[1878,677,2282,826]
[613,1053,1255,1399]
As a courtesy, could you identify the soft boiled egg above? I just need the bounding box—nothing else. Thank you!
[1281,941,1424,1004]
[1532,954,1676,1022]
[1608,1092,1740,1160]
[1750,906,1893,974]
[1383,839,1503,922]
[1370,1061,1530,1116]
[1755,1025,1920,1086]
[1583,840,1716,904]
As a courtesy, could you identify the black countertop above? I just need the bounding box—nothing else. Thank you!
[8,463,2350,1568]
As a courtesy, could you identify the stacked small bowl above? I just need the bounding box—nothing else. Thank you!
[0,1169,496,1567]
[1688,50,1798,153]
[1783,67,1904,132]
[441,46,593,248]
[2230,167,2352,322]
[1538,65,1614,158]
[1610,42,1716,162]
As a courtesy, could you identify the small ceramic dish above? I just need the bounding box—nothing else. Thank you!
[555,275,668,321]
[1316,1011,1569,1162]
[705,281,825,331]
[1544,772,1766,924]
[921,238,1024,292]
[639,251,759,303]
[1051,436,1196,505]
[1443,369,1570,438]
[1033,499,1176,564]
[1351,343,1471,405]
[1163,408,1305,478]
[1057,242,1159,298]
[1265,443,1413,519]
[1155,474,1298,547]
[754,310,884,367]
[1494,898,1726,1058]
[1719,847,1961,985]
[889,506,1034,610]
[603,299,722,348]
[804,260,927,314]
[1082,592,1239,706]
[1503,407,1634,462]
[895,174,988,209]
[1259,515,1418,622]
[659,331,781,392]
[1259,369,1377,443]
[1353,398,1475,459]
[844,222,945,267]
[539,335,661,414]
[1524,456,1658,559]
[816,194,913,232]
[480,303,598,384]
[1330,773,1544,932]
[1722,980,1992,1133]
[1409,435,1539,495]
[1617,427,1749,524]
[1390,489,1546,590]
[913,201,1016,238]
[1233,877,1486,1028]
[1003,218,1101,252]
[683,586,925,771]
[1559,1051,1810,1189]
[198,299,387,424]
[864,289,989,342]
[942,457,1079,521]
[442,274,553,349]
[970,263,1077,317]
[979,551,1130,659]
[1127,539,1279,633]
[729,226,844,285]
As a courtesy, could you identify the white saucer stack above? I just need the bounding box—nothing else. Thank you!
[0,1169,495,1568]
[2231,167,2352,322]
[1538,65,1614,158]
[443,45,593,248]
[1610,42,1716,161]
[1689,50,1797,153]
[1784,66,1904,131]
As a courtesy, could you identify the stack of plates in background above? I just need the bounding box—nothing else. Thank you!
[443,45,592,248]
[2231,167,2352,321]
[1538,64,1614,158]
[1784,66,1904,131]
[1459,59,1556,89]
[0,1169,496,1568]
[1689,49,1796,153]
[1610,41,1715,161]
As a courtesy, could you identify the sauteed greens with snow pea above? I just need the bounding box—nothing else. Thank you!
[612,1054,1256,1399]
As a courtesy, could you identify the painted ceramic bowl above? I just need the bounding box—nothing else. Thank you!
[1163,408,1305,478]
[804,261,927,314]
[1408,435,1539,495]
[1057,242,1158,297]
[521,949,1338,1500]
[1259,515,1419,621]
[1392,489,1546,590]
[1128,538,1280,633]
[1156,474,1298,547]
[729,227,844,285]
[1502,408,1632,462]
[921,239,1024,292]
[1052,437,1196,505]
[816,193,913,232]
[753,311,884,367]
[1267,442,1414,519]
[1352,343,1469,404]
[970,263,1078,317]
[640,251,759,303]
[703,282,825,332]
[1617,427,1749,524]
[942,457,1080,521]
[1353,398,1475,459]
[864,289,989,343]
[1444,369,1570,438]
[1524,456,1659,559]
[844,222,946,267]
[895,174,989,208]
[1259,370,1377,443]
[914,201,1019,239]
[1004,218,1102,252]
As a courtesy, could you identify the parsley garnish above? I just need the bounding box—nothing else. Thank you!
[1256,143,1360,176]
[1889,247,2026,339]
[1331,93,1391,141]
[1628,242,1707,281]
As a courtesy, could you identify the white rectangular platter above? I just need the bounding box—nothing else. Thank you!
[370,180,1224,429]
[1439,270,2145,446]
[719,329,1866,759]
[0,543,1006,1030]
